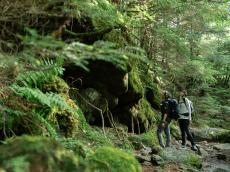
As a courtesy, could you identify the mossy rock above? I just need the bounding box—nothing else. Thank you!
[86,147,141,172]
[0,136,82,172]
[128,128,159,149]
[48,108,78,137]
[119,69,144,105]
[74,125,114,148]
[41,76,69,94]
[145,84,161,110]
[59,138,94,158]
[0,87,81,139]
[191,128,230,143]
[161,146,202,169]
[137,98,157,130]
[64,41,133,97]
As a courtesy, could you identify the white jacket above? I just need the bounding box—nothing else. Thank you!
[179,97,193,121]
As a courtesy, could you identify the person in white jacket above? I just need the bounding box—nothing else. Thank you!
[178,90,197,151]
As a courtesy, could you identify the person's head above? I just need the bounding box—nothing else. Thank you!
[163,91,171,100]
[180,89,187,97]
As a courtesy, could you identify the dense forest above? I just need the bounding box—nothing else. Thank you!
[0,0,229,171]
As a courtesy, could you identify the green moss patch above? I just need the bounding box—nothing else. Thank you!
[0,136,82,172]
[86,147,141,172]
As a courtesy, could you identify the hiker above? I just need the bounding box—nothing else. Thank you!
[157,91,179,148]
[178,90,197,151]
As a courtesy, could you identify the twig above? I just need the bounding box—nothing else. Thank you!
[72,88,106,135]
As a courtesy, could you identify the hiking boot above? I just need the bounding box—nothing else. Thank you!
[191,145,198,151]
[181,144,186,149]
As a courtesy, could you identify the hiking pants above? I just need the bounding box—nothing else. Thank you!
[157,118,171,148]
[178,119,195,146]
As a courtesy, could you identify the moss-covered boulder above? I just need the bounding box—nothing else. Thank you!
[0,85,81,139]
[128,129,159,149]
[119,69,144,105]
[48,107,79,137]
[86,147,141,172]
[0,136,82,172]
[191,127,230,143]
[145,85,161,110]
[41,76,69,94]
[63,41,132,97]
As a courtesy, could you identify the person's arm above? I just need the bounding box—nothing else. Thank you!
[162,101,169,123]
[162,113,167,122]
[186,98,192,121]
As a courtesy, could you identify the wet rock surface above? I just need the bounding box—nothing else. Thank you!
[134,136,230,172]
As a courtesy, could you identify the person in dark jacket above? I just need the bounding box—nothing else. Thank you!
[157,91,172,148]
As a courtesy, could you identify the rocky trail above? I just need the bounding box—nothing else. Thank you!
[134,128,230,172]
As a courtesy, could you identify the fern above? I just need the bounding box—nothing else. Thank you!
[10,86,77,115]
[0,104,58,138]
[33,113,58,138]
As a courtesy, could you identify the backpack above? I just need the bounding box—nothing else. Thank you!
[161,99,179,120]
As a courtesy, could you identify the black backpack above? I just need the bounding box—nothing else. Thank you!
[161,99,179,120]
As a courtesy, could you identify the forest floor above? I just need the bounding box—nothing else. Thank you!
[135,127,230,172]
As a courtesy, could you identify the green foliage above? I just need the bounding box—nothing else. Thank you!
[3,156,29,172]
[77,126,114,147]
[129,128,158,148]
[67,0,124,29]
[0,136,81,172]
[64,41,147,72]
[173,60,217,91]
[128,68,145,97]
[184,153,202,169]
[138,99,157,130]
[9,86,80,137]
[59,138,94,158]
[86,146,141,172]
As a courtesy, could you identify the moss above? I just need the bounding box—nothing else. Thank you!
[191,128,230,143]
[129,69,144,98]
[137,98,157,130]
[0,86,82,139]
[77,126,114,148]
[214,130,230,143]
[128,128,159,149]
[86,147,141,172]
[145,84,161,110]
[42,76,69,94]
[0,136,82,172]
[161,147,202,169]
[59,138,94,158]
[48,108,78,137]
[184,153,202,169]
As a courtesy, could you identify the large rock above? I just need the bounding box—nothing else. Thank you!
[63,42,131,97]
[213,143,230,161]
[119,69,144,105]
[160,146,202,169]
[151,154,164,165]
[191,127,230,143]
[0,136,82,172]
